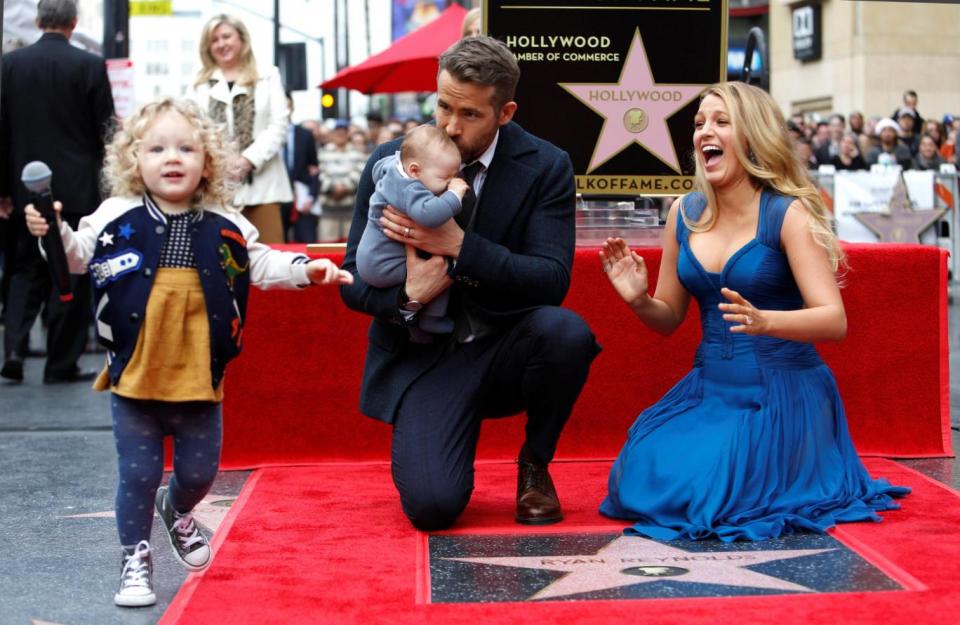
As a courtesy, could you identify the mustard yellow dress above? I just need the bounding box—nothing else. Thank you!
[94,268,223,402]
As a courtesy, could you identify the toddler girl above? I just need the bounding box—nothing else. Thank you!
[25,98,352,607]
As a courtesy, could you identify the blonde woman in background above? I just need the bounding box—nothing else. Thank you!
[598,81,908,542]
[192,14,291,243]
[461,7,481,37]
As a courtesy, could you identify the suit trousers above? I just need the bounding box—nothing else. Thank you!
[2,212,92,376]
[280,202,319,243]
[390,305,600,531]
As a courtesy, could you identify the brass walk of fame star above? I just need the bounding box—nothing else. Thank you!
[854,176,946,243]
[559,29,707,174]
[63,493,235,532]
[443,535,834,600]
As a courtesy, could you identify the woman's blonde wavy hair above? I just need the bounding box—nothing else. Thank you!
[102,98,234,210]
[194,14,258,87]
[683,81,844,273]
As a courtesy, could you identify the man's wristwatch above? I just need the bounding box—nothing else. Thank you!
[398,286,423,314]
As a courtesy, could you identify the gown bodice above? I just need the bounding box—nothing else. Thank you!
[675,190,823,370]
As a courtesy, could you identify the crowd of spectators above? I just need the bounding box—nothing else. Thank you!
[788,90,960,174]
[292,111,426,243]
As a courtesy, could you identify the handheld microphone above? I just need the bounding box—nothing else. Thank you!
[22,161,73,302]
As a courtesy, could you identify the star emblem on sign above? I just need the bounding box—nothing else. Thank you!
[854,175,946,243]
[559,29,707,174]
[443,535,833,600]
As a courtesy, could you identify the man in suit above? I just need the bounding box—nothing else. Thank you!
[280,93,320,243]
[0,0,115,382]
[341,36,599,531]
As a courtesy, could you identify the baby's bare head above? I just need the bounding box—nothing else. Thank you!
[400,125,462,195]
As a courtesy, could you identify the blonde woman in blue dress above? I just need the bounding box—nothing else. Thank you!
[599,82,908,542]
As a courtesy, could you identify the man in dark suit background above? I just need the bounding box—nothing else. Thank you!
[0,0,115,382]
[280,92,320,243]
[341,36,599,531]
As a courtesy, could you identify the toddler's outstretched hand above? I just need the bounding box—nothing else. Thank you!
[306,258,354,286]
[447,178,469,198]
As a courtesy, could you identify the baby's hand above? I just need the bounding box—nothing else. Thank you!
[447,178,469,198]
[305,258,354,286]
[24,201,63,237]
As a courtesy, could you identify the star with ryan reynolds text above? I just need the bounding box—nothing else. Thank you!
[444,535,833,600]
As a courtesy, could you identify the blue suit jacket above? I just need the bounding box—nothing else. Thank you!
[340,121,576,423]
[286,124,319,197]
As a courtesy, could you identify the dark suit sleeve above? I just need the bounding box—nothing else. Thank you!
[305,132,319,168]
[88,58,116,157]
[340,140,407,324]
[453,149,576,309]
[0,60,10,196]
[304,130,319,196]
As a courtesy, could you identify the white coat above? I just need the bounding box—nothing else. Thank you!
[192,65,293,207]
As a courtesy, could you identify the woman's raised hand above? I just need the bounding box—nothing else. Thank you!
[600,237,649,307]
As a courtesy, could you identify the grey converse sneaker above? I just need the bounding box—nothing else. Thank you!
[155,486,211,571]
[114,540,156,607]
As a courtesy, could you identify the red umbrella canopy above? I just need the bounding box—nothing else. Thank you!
[320,4,468,94]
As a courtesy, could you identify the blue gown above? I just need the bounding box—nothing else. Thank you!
[600,190,909,542]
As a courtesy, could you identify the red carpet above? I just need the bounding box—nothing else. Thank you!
[159,459,960,625]
[215,244,952,469]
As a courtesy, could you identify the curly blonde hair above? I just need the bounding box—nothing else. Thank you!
[195,14,258,87]
[684,81,844,273]
[102,98,234,210]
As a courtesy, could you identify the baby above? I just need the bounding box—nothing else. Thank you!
[356,125,468,340]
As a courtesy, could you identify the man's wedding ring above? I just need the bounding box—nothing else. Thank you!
[404,227,411,237]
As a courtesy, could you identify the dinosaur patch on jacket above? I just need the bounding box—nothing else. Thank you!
[218,243,249,289]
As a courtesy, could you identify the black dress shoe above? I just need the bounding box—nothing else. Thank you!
[515,458,563,525]
[43,368,98,384]
[1,357,24,382]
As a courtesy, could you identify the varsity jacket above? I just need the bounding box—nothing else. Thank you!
[52,195,313,389]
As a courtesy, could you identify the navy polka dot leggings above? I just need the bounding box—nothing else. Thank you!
[111,394,222,546]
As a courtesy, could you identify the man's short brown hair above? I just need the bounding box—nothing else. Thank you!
[438,36,520,111]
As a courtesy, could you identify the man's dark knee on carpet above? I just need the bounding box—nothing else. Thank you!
[401,483,472,531]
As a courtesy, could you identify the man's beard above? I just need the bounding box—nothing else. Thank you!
[454,127,497,164]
